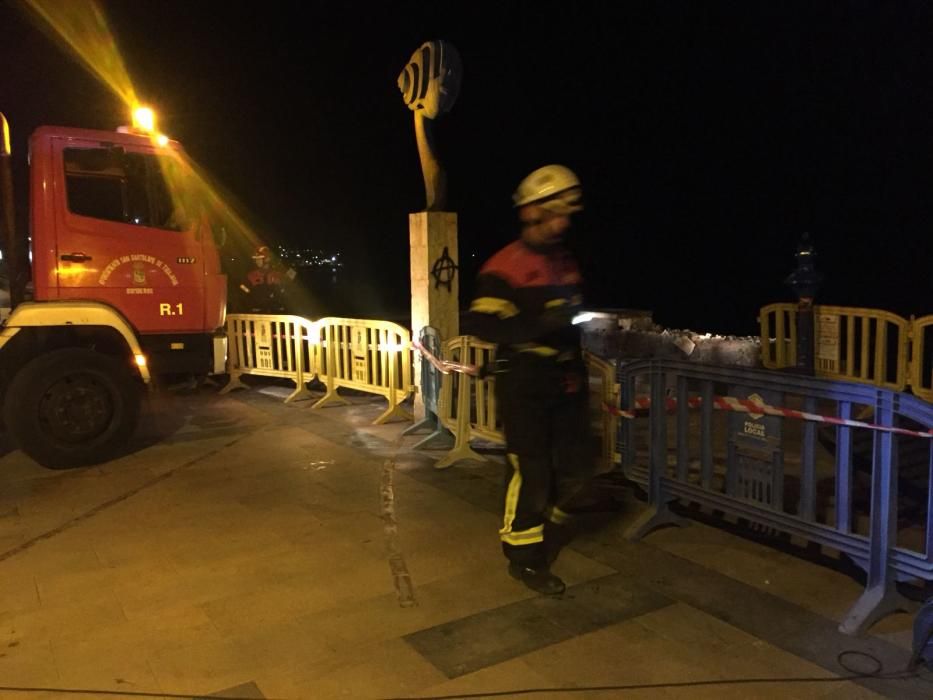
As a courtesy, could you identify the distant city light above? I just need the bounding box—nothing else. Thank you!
[275,247,344,270]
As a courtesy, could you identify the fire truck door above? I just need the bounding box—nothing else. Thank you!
[50,138,206,334]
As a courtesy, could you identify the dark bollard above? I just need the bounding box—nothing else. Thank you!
[784,233,823,375]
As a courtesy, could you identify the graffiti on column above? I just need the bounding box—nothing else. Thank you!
[431,246,458,292]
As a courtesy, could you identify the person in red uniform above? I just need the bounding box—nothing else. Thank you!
[241,245,290,313]
[466,165,592,596]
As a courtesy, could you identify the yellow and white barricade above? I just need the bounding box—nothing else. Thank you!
[310,317,414,424]
[585,351,621,473]
[760,303,915,393]
[222,314,414,424]
[434,336,499,469]
[220,314,315,403]
[911,314,933,402]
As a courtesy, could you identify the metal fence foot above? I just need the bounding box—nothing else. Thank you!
[374,402,414,425]
[311,391,350,410]
[839,583,912,636]
[412,427,455,450]
[218,373,248,395]
[624,501,687,541]
[402,417,435,436]
[284,385,314,403]
[434,443,487,469]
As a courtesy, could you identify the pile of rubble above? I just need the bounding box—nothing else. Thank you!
[579,309,761,368]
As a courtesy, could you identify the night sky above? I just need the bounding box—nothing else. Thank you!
[1,1,931,334]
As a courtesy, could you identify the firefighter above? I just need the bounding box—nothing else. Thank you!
[240,245,291,313]
[466,164,592,596]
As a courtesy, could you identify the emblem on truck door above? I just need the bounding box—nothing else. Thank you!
[98,253,180,286]
[132,262,146,285]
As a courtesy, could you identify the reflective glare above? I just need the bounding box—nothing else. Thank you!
[24,0,139,109]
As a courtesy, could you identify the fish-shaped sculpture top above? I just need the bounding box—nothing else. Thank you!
[398,40,462,210]
[398,40,462,119]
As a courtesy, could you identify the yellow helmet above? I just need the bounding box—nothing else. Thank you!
[512,164,583,213]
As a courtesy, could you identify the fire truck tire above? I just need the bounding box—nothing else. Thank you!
[3,348,142,469]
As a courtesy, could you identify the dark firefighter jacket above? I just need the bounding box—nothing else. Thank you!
[466,240,584,391]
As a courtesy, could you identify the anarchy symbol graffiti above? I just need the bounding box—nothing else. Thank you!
[431,246,458,292]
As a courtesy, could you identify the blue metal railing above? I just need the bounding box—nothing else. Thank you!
[403,326,453,449]
[618,358,933,636]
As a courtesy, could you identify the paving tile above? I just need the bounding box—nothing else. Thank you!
[50,632,163,694]
[0,638,59,688]
[0,573,41,615]
[634,602,761,647]
[265,637,476,700]
[570,535,927,699]
[199,555,395,637]
[4,591,130,646]
[223,617,344,676]
[32,565,120,609]
[517,612,876,700]
[413,655,614,700]
[209,681,267,698]
[819,682,885,699]
[146,637,259,698]
[111,560,275,620]
[128,604,226,655]
[293,563,536,650]
[645,518,907,633]
[405,573,671,679]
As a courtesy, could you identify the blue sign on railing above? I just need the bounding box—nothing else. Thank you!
[727,386,783,509]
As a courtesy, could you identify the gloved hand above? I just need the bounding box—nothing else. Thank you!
[538,303,578,334]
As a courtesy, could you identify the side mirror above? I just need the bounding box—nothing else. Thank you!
[211,223,228,248]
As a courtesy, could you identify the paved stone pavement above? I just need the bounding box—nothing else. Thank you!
[0,380,930,699]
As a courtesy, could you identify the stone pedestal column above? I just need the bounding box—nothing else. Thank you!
[410,211,459,418]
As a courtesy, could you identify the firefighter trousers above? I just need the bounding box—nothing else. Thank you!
[495,364,594,568]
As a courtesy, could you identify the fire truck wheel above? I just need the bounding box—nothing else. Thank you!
[3,348,142,469]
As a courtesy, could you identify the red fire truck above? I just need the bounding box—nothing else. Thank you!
[0,109,227,468]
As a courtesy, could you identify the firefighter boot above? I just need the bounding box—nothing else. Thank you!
[508,563,566,596]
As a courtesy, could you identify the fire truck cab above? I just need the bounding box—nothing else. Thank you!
[0,112,227,468]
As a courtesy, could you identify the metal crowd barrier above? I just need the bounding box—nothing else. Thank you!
[220,314,315,402]
[434,336,495,469]
[620,358,933,635]
[911,315,933,402]
[221,313,414,424]
[587,353,621,474]
[760,303,933,398]
[433,335,620,472]
[310,317,414,424]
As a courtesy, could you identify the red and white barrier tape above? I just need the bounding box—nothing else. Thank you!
[411,339,480,376]
[605,396,933,439]
[410,342,932,439]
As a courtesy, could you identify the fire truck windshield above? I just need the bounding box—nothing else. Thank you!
[64,147,191,232]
